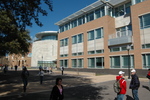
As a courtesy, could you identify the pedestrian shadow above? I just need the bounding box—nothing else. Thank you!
[126,95,134,100]
[142,85,150,91]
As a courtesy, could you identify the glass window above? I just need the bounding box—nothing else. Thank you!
[88,30,94,41]
[110,47,120,52]
[78,52,83,55]
[88,51,95,54]
[122,56,129,68]
[72,35,77,44]
[95,9,100,19]
[71,19,77,28]
[96,50,104,54]
[88,58,95,68]
[86,12,94,22]
[64,38,68,46]
[60,40,64,47]
[64,60,68,68]
[140,13,150,29]
[78,34,83,43]
[100,6,105,17]
[60,60,63,67]
[110,56,120,68]
[78,59,83,68]
[125,2,131,14]
[142,54,150,68]
[95,28,103,39]
[72,59,77,68]
[96,57,104,68]
[72,53,77,56]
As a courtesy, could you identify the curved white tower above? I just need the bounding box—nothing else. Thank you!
[31,31,58,67]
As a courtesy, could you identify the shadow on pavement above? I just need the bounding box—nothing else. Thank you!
[142,85,150,91]
[0,70,108,100]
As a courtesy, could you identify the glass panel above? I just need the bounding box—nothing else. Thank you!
[88,51,95,54]
[72,59,77,68]
[100,6,105,17]
[143,13,150,28]
[95,28,101,39]
[96,57,104,68]
[111,56,120,68]
[78,34,83,43]
[110,47,120,52]
[72,35,77,44]
[95,9,100,19]
[147,54,150,66]
[125,2,131,14]
[78,59,83,68]
[64,60,68,68]
[122,56,129,68]
[88,58,95,68]
[88,30,94,40]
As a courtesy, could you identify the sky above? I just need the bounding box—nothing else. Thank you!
[27,0,98,39]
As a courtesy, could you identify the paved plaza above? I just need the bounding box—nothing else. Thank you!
[0,69,150,100]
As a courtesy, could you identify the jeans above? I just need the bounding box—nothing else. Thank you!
[132,89,139,100]
[22,79,28,92]
[117,94,125,100]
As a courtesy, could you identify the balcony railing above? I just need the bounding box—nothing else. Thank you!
[108,30,132,46]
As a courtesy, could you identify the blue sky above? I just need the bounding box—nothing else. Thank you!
[28,0,98,39]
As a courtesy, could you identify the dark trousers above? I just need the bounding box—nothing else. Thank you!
[22,79,28,92]
[40,76,43,84]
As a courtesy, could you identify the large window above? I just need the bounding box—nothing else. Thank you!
[142,54,150,68]
[114,2,131,17]
[88,30,94,41]
[110,55,134,68]
[72,35,77,44]
[72,59,83,68]
[88,57,104,68]
[116,25,132,37]
[140,13,150,29]
[60,38,68,47]
[88,27,103,41]
[88,58,95,68]
[72,33,83,44]
[60,60,68,68]
[86,12,94,22]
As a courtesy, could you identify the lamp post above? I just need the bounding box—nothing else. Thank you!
[127,45,131,79]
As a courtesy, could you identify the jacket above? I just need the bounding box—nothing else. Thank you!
[50,85,64,100]
[116,76,126,94]
[129,74,140,90]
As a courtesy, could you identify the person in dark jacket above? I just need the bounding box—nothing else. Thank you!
[50,78,64,100]
[21,67,29,93]
[129,69,140,100]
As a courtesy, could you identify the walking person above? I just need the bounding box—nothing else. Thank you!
[61,66,64,75]
[129,69,140,100]
[21,67,29,94]
[49,78,64,100]
[146,68,150,90]
[115,71,127,100]
[38,68,44,84]
[14,65,18,71]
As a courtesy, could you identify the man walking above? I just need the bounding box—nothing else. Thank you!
[146,68,150,90]
[116,71,126,100]
[129,69,140,100]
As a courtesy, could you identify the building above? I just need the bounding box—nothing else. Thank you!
[55,0,150,73]
[7,44,32,68]
[31,31,58,68]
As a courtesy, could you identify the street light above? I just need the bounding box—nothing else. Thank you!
[127,45,131,79]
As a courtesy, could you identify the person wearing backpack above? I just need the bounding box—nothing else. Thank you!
[115,71,126,100]
[146,68,150,90]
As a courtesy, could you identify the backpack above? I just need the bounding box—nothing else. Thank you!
[113,79,121,93]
